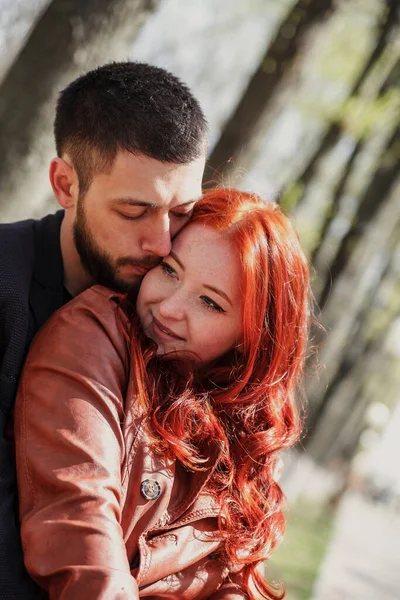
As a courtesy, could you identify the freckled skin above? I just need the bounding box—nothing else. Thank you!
[137,223,244,365]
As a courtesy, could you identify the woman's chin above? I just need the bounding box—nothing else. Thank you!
[156,346,201,368]
[155,342,178,357]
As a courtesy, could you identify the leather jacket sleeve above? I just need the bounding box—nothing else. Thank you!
[15,287,139,599]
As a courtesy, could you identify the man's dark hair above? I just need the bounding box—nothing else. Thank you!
[54,61,208,193]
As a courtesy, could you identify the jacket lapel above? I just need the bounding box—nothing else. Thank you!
[154,439,222,529]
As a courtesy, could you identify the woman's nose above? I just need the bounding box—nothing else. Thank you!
[158,290,186,321]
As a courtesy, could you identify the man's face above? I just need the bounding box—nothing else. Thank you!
[72,151,205,293]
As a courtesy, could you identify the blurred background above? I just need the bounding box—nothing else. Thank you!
[0,0,399,598]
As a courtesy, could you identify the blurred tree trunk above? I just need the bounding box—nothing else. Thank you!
[290,17,400,462]
[304,174,400,453]
[203,0,334,185]
[280,0,399,212]
[0,0,160,222]
[305,245,400,465]
[318,124,400,308]
[298,45,400,284]
[296,61,400,301]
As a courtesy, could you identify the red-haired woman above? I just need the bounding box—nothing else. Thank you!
[15,188,311,600]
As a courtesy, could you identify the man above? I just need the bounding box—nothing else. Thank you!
[0,61,207,598]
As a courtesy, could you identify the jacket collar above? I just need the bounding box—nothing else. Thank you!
[29,210,65,331]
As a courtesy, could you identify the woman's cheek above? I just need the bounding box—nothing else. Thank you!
[195,319,223,353]
[141,269,164,300]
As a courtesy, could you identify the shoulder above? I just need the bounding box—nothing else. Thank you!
[35,283,131,333]
[0,218,37,306]
[0,213,61,284]
[28,285,134,371]
[0,211,63,253]
[0,215,36,232]
[0,217,36,259]
[56,285,132,329]
[0,216,36,249]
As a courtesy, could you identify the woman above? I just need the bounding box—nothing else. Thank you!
[15,188,310,600]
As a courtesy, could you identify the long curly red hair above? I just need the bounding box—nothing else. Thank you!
[125,188,311,599]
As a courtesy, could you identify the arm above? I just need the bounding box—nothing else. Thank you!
[15,287,139,599]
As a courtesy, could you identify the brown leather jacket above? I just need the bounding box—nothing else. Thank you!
[15,286,254,599]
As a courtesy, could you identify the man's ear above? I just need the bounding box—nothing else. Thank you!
[49,157,78,209]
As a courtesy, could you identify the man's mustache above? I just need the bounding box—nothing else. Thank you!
[116,256,161,270]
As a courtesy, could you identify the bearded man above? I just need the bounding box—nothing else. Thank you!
[0,61,207,598]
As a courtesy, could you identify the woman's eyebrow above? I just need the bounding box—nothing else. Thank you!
[203,285,232,306]
[169,251,232,306]
[169,251,184,270]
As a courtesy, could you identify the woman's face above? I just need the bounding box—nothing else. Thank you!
[136,223,244,365]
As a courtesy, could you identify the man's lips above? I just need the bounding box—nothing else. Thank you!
[117,257,160,277]
[151,316,185,342]
[120,264,150,276]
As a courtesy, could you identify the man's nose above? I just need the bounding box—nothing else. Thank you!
[141,214,172,257]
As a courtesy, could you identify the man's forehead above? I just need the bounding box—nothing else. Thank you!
[91,151,204,210]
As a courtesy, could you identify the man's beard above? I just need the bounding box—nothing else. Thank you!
[73,197,160,294]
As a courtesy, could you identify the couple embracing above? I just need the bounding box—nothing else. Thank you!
[0,62,310,599]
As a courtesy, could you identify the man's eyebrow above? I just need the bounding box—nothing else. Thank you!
[113,197,157,209]
[113,197,202,210]
[204,285,232,307]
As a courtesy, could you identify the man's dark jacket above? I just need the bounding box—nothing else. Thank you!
[0,211,65,599]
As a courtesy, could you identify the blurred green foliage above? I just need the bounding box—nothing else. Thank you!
[266,500,335,600]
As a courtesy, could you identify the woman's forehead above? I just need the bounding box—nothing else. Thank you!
[172,222,225,249]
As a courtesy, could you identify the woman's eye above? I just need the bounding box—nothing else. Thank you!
[200,296,226,313]
[161,262,177,278]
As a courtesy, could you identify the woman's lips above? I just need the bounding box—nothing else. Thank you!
[151,316,185,343]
